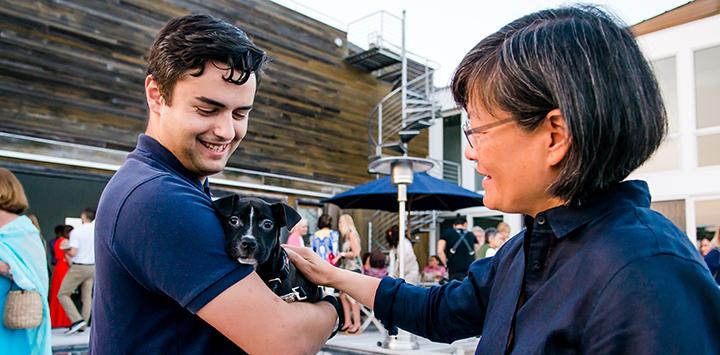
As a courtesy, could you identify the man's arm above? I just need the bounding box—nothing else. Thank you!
[198,272,337,354]
[437,240,447,265]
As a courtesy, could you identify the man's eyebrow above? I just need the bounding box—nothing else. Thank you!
[195,96,225,108]
[195,96,253,111]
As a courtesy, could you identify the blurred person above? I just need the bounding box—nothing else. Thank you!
[0,168,51,354]
[334,214,363,333]
[438,214,476,280]
[421,255,447,283]
[287,217,308,247]
[484,228,503,258]
[497,222,511,243]
[58,208,96,335]
[92,14,339,353]
[311,213,339,265]
[704,226,719,285]
[473,226,490,260]
[49,224,72,328]
[285,6,720,353]
[363,249,388,279]
[385,225,419,284]
[699,236,713,257]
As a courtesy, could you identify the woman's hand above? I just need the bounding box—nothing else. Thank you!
[283,244,340,287]
[0,260,11,278]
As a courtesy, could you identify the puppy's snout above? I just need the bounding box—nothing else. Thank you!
[240,237,257,251]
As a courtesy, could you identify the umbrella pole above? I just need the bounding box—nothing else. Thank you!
[398,183,407,279]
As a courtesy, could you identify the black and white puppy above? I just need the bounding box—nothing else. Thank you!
[213,194,322,303]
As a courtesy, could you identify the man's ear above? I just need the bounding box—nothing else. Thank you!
[145,74,164,116]
[544,108,571,167]
[213,194,239,218]
[271,203,302,230]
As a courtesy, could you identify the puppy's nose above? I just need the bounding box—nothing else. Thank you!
[240,238,257,251]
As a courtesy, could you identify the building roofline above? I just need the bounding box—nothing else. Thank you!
[632,0,720,36]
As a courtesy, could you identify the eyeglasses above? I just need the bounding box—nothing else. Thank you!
[462,118,515,148]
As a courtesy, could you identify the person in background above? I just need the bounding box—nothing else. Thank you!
[363,249,388,279]
[703,226,719,285]
[57,208,96,335]
[385,225,419,284]
[484,228,503,258]
[497,222,511,244]
[0,167,51,354]
[438,214,476,280]
[49,225,72,328]
[421,255,447,283]
[335,214,363,333]
[473,226,489,260]
[287,217,308,247]
[311,214,339,265]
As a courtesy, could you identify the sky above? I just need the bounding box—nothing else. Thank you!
[271,0,690,86]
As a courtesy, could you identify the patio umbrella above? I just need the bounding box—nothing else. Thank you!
[322,172,483,212]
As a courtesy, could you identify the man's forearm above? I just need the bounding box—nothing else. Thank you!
[286,300,337,353]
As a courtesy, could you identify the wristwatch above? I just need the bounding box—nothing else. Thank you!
[320,294,344,339]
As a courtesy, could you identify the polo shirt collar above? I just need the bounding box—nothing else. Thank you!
[530,180,651,239]
[135,134,210,194]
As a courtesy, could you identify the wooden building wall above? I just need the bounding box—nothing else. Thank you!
[0,0,429,186]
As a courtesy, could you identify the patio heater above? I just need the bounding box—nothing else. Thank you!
[368,156,434,350]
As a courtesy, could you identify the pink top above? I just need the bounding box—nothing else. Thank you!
[286,232,304,247]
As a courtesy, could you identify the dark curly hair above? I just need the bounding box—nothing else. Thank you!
[147,14,267,104]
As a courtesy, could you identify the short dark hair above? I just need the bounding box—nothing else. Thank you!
[81,208,96,222]
[453,214,467,226]
[451,5,666,205]
[317,214,333,229]
[147,14,267,104]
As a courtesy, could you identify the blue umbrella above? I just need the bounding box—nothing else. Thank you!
[323,172,483,212]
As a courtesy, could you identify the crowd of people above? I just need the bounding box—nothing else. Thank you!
[0,167,96,354]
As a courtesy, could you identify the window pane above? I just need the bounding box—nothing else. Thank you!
[695,199,720,242]
[635,137,680,173]
[695,45,720,129]
[651,199,685,232]
[698,133,720,167]
[652,57,679,133]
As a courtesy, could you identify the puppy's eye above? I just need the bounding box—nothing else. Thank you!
[262,220,273,230]
[228,216,240,227]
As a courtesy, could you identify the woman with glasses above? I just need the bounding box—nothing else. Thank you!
[285,5,720,353]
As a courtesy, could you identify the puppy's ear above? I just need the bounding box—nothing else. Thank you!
[271,203,302,230]
[213,194,239,218]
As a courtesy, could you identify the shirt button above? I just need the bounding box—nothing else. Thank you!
[537,216,546,225]
[532,261,542,271]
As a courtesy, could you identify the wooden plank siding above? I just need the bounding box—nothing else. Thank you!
[0,0,429,186]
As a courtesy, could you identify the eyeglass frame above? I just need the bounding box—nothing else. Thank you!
[462,118,515,148]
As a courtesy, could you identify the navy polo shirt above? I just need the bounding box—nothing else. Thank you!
[374,181,720,354]
[91,135,253,354]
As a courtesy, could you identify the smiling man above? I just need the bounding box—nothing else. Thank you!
[91,14,339,354]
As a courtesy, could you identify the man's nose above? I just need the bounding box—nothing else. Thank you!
[213,113,236,141]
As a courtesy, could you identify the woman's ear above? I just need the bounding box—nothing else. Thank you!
[544,108,571,167]
[145,75,164,116]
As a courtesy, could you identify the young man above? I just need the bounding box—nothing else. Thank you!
[285,5,720,354]
[92,14,338,354]
[58,208,95,335]
[437,215,476,280]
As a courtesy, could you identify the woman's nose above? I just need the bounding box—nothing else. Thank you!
[464,144,478,161]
